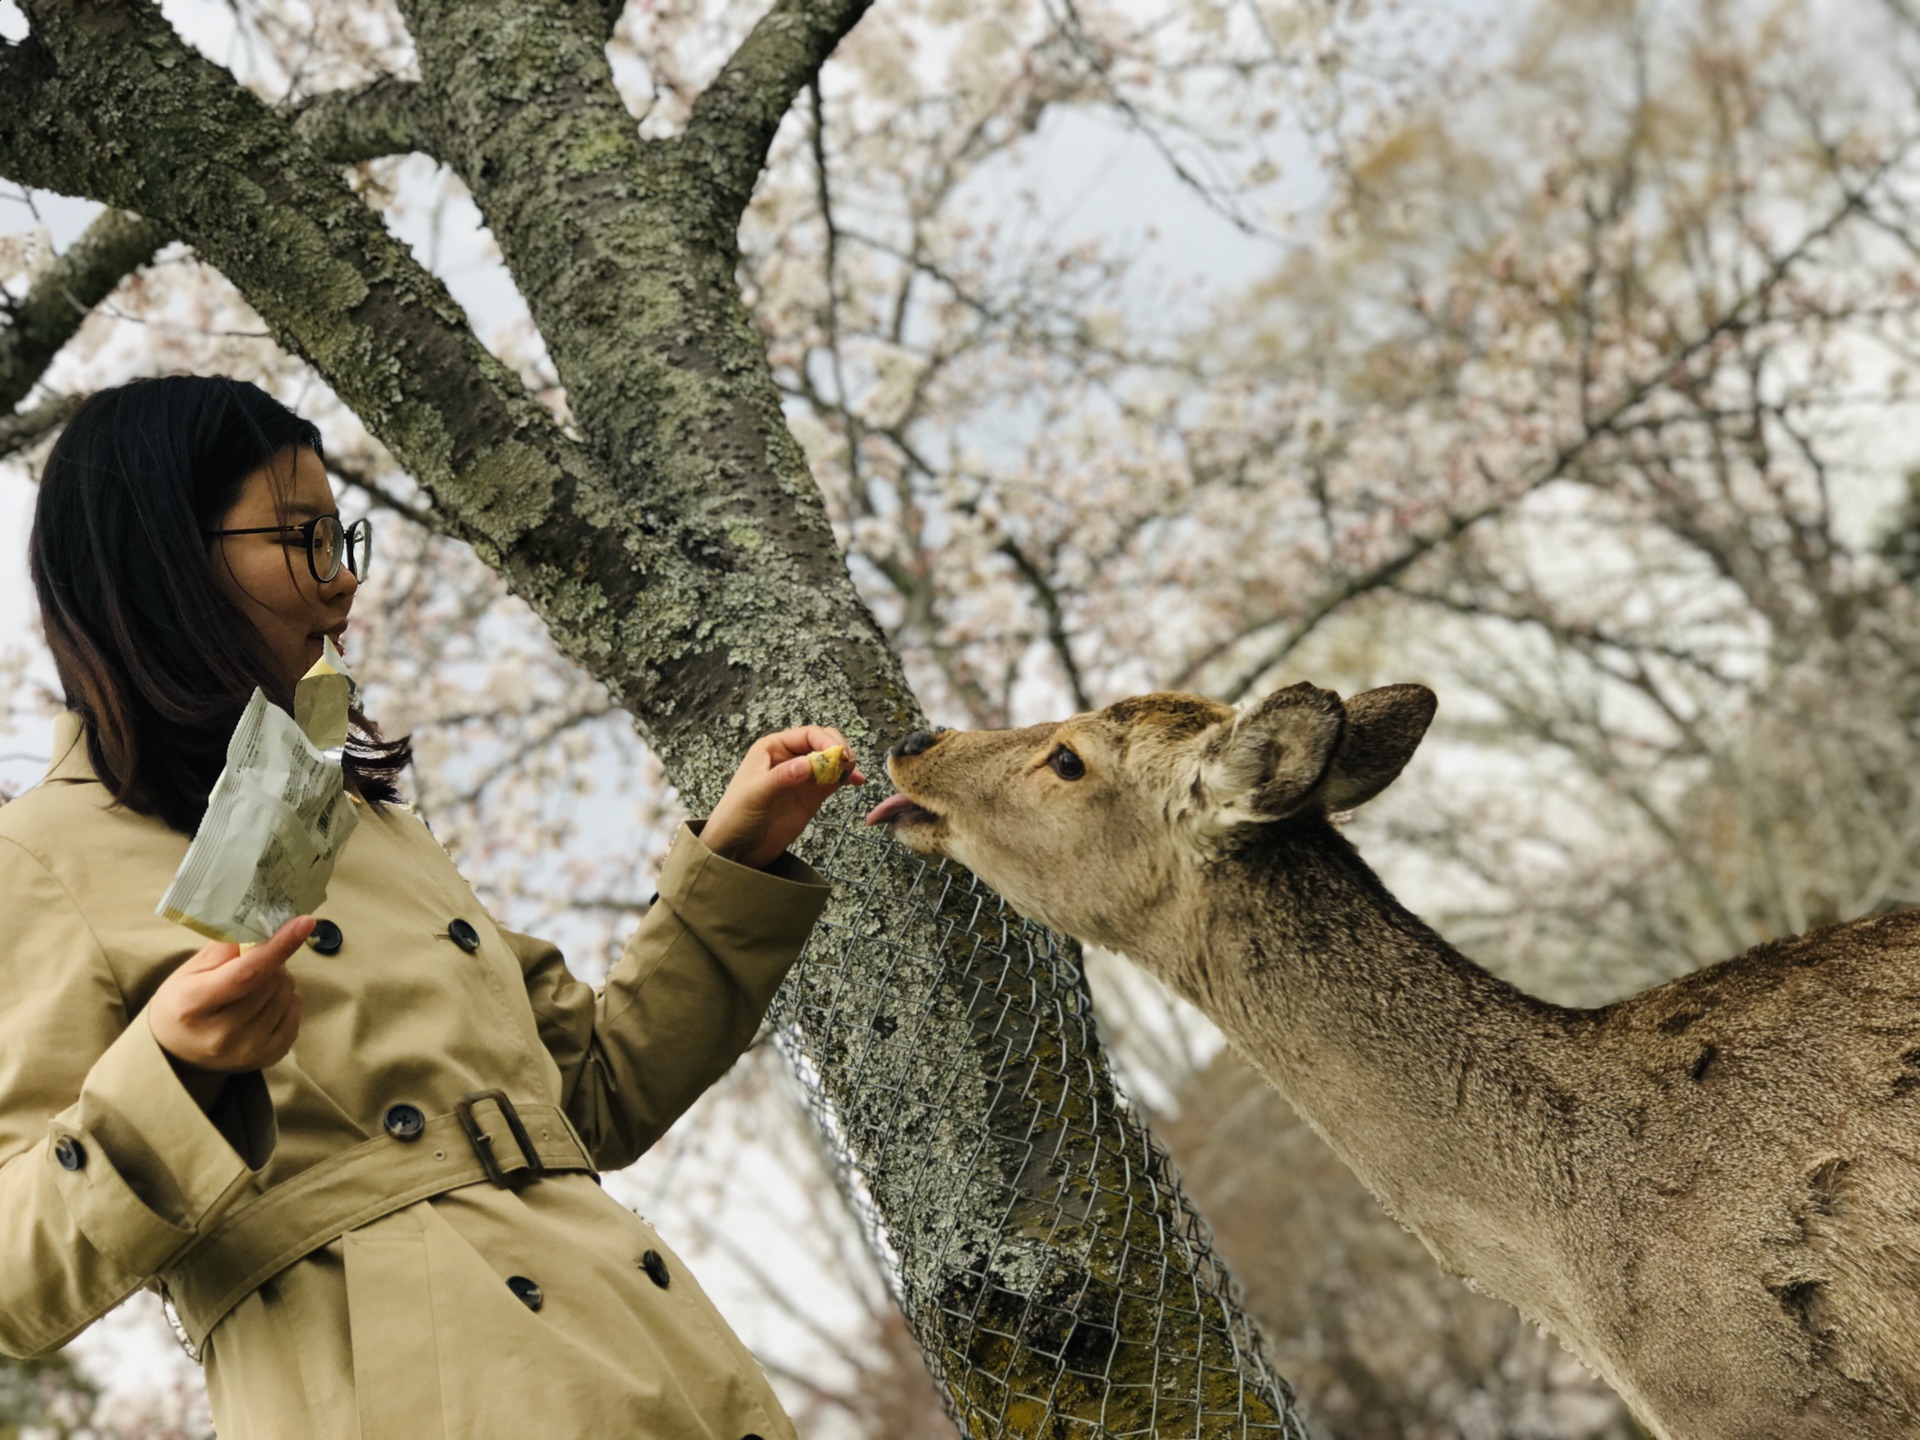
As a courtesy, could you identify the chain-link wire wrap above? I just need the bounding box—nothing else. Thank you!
[775,814,1311,1438]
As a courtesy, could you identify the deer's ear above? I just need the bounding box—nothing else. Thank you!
[1198,682,1347,824]
[1322,684,1436,811]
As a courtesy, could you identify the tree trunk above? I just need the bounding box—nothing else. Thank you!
[0,3,1303,1431]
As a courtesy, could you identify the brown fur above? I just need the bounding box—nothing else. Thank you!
[875,683,1920,1440]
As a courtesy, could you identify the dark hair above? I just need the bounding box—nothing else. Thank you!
[30,375,410,832]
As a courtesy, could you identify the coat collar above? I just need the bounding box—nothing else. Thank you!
[45,711,98,785]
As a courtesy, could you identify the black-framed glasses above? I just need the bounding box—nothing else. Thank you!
[204,514,372,584]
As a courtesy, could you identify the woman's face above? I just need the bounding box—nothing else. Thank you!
[207,446,358,692]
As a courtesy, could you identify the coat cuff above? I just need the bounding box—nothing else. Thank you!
[47,1018,274,1277]
[660,821,833,984]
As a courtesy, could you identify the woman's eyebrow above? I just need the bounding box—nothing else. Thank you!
[285,501,338,519]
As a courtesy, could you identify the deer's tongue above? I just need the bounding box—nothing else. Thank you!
[865,793,928,827]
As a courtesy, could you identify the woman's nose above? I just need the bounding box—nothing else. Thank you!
[322,564,359,603]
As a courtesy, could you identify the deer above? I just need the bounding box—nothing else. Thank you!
[863,681,1920,1440]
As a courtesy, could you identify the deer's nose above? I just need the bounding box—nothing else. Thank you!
[892,728,948,759]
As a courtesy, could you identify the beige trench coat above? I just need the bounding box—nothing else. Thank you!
[0,712,833,1439]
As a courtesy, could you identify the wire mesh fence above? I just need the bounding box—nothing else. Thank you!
[775,813,1310,1439]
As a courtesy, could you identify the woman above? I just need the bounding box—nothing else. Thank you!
[0,376,863,1438]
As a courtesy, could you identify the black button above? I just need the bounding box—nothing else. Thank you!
[308,918,344,955]
[641,1249,670,1289]
[447,918,481,953]
[383,1103,426,1141]
[52,1136,85,1172]
[506,1275,543,1312]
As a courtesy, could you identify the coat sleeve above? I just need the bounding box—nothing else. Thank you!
[0,836,276,1358]
[506,822,832,1170]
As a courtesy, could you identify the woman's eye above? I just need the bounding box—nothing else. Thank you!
[1049,746,1086,781]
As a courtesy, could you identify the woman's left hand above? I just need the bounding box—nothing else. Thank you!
[699,725,868,870]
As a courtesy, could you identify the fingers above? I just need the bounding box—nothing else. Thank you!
[771,753,868,789]
[220,961,297,1032]
[151,916,313,1074]
[753,726,867,789]
[189,915,313,976]
[748,726,814,764]
[756,725,852,764]
[701,724,870,866]
[255,984,304,1070]
[800,724,849,758]
[195,916,314,1008]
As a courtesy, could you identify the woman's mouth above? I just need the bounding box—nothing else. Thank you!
[310,622,350,653]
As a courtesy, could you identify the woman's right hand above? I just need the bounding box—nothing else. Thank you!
[149,915,313,1078]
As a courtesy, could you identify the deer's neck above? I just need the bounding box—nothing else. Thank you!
[1153,820,1584,1281]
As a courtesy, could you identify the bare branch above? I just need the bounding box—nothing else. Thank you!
[442,699,616,806]
[1043,0,1283,244]
[1199,171,1881,703]
[680,0,874,220]
[1390,584,1739,693]
[328,455,450,534]
[0,208,169,412]
[0,391,80,461]
[809,83,865,507]
[997,537,1092,711]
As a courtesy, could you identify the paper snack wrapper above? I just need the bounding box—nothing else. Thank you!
[157,642,360,945]
[293,637,353,750]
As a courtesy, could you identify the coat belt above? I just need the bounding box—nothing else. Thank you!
[160,1100,595,1351]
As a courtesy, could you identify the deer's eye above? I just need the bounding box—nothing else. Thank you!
[1048,746,1086,781]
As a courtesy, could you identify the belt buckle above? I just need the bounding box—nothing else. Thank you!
[454,1090,545,1187]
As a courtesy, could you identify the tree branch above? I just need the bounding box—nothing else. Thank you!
[0,51,448,453]
[810,82,866,510]
[0,392,80,461]
[327,455,449,534]
[1194,170,1881,703]
[997,537,1092,711]
[680,0,874,221]
[291,76,443,165]
[0,1,604,573]
[1,208,170,412]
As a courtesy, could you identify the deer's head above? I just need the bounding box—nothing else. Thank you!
[867,683,1436,957]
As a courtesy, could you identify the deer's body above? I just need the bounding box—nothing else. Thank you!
[866,684,1920,1440]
